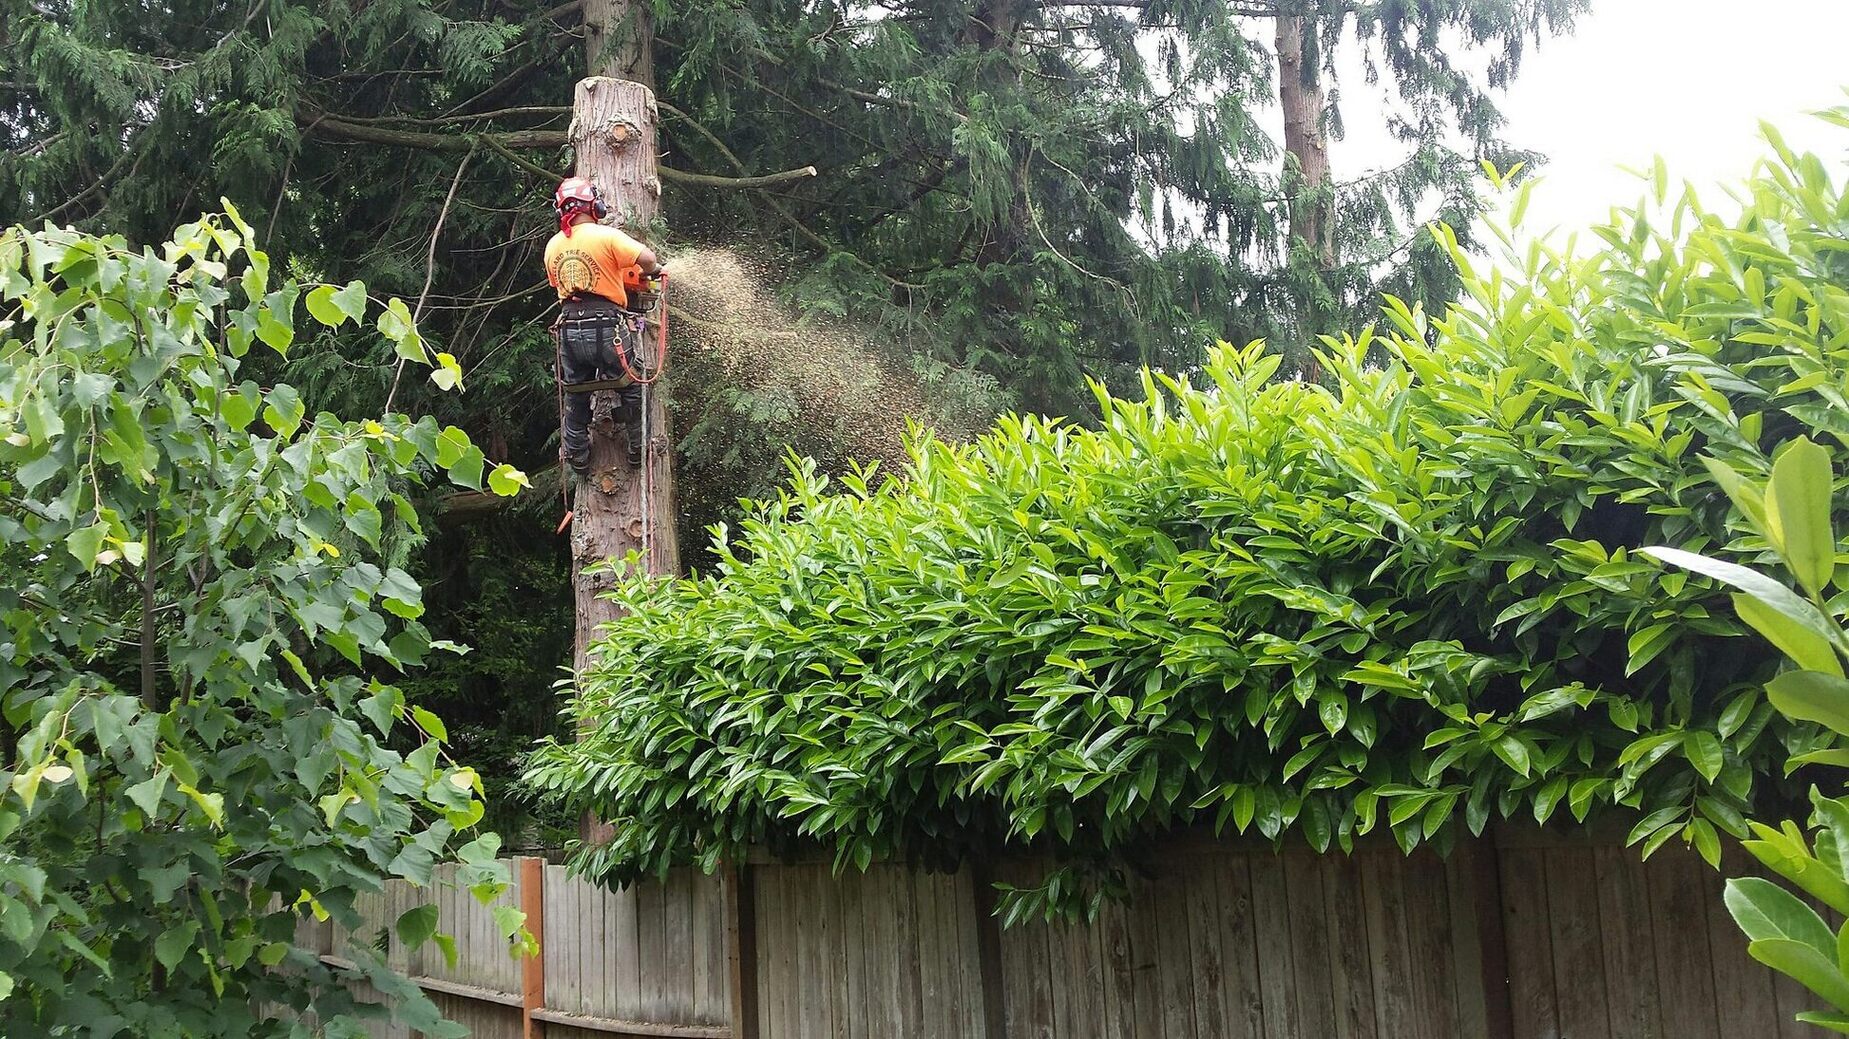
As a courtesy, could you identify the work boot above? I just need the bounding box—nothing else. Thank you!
[564,446,590,477]
[626,429,644,469]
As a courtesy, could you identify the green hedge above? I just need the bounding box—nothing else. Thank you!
[527,130,1849,913]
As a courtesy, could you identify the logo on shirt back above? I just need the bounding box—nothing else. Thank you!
[553,250,600,296]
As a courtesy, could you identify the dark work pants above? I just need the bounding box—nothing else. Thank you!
[558,324,643,468]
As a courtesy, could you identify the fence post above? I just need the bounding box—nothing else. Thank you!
[520,856,547,1039]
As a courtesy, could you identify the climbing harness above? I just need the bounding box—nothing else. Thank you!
[551,271,670,547]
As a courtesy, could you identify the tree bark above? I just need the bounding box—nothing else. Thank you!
[568,75,679,846]
[583,0,654,87]
[1276,14,1336,268]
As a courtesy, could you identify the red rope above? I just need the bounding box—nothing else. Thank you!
[616,271,668,386]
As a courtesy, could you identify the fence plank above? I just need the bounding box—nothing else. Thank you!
[1214,849,1267,1039]
[1543,846,1609,1039]
[1706,848,1778,1037]
[1184,854,1229,1039]
[1360,850,1416,1039]
[1125,867,1164,1039]
[1097,873,1139,1039]
[1284,852,1335,1038]
[1496,844,1558,1039]
[951,870,987,1039]
[638,875,671,1021]
[521,858,546,1039]
[1592,845,1660,1039]
[1321,854,1377,1039]
[893,866,926,1032]
[667,870,698,1023]
[1404,852,1460,1039]
[1443,839,1505,1039]
[839,868,868,1038]
[1648,852,1720,1039]
[1000,866,1056,1039]
[1249,851,1301,1039]
[613,871,642,1020]
[1154,859,1200,1039]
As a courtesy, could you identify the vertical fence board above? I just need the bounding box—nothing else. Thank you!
[999,864,1055,1039]
[894,865,927,1032]
[1321,854,1378,1039]
[1592,845,1660,1039]
[1360,851,1416,1039]
[1405,852,1460,1039]
[1543,846,1610,1039]
[1125,868,1164,1039]
[840,867,868,1038]
[1706,848,1779,1037]
[1097,873,1139,1039]
[1443,839,1504,1039]
[1215,849,1267,1039]
[1496,845,1558,1039]
[1154,860,1200,1039]
[1249,851,1301,1039]
[1283,853,1335,1038]
[1648,852,1721,1039]
[1184,854,1229,1039]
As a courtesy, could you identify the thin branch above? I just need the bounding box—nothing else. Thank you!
[302,112,569,151]
[482,133,564,182]
[324,105,571,128]
[385,145,475,413]
[659,165,818,190]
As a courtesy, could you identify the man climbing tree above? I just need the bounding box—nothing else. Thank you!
[545,175,663,472]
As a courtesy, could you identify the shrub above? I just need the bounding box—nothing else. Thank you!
[0,209,525,1035]
[527,120,1849,916]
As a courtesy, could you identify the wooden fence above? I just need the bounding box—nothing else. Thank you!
[300,830,1828,1038]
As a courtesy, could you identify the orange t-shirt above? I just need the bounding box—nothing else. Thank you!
[544,223,646,307]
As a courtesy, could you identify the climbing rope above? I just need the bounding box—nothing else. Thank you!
[637,273,666,570]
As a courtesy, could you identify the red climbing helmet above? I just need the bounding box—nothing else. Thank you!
[553,177,605,234]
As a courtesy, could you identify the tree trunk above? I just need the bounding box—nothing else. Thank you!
[1276,14,1336,268]
[583,0,654,87]
[568,75,679,846]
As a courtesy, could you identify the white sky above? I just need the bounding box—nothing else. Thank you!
[1332,0,1849,241]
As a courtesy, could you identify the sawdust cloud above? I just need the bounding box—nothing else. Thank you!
[665,247,985,469]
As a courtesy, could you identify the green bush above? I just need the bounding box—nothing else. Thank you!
[527,119,1849,916]
[1643,439,1849,1033]
[0,210,526,1035]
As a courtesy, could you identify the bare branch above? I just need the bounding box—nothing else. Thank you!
[659,165,818,190]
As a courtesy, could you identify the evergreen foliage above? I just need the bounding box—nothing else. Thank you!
[528,129,1849,917]
[0,210,528,1035]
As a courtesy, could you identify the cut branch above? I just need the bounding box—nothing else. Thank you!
[659,165,818,190]
[304,110,817,189]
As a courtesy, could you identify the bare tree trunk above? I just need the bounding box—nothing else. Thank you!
[568,75,679,846]
[1276,14,1336,268]
[583,0,655,87]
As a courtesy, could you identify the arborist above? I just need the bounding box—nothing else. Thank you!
[545,176,663,473]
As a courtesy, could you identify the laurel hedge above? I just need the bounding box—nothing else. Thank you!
[527,128,1849,915]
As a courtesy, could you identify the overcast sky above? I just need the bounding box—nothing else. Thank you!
[1330,0,1849,245]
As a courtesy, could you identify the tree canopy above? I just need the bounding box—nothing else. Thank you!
[527,126,1849,916]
